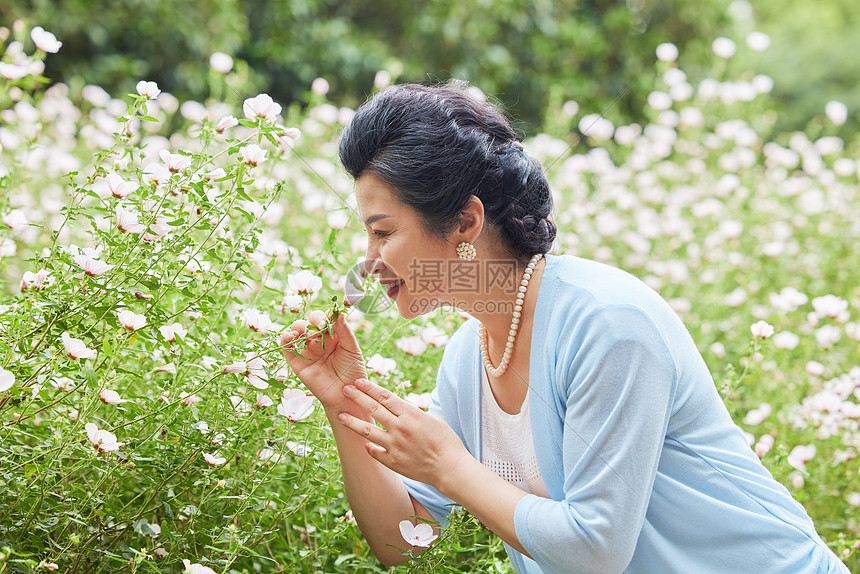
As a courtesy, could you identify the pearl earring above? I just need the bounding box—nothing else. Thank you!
[456,241,477,261]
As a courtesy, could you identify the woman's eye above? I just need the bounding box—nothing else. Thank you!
[372,230,389,239]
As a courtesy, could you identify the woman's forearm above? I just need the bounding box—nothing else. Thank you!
[325,405,431,566]
[437,454,532,558]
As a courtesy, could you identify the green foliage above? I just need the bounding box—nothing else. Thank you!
[3,0,734,133]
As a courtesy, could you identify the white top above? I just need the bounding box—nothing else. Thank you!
[480,364,550,498]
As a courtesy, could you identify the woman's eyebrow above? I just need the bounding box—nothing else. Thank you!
[364,214,392,225]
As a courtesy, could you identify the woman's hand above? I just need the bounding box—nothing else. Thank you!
[280,314,368,414]
[337,378,470,490]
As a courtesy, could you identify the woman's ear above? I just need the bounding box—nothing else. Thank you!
[458,195,485,241]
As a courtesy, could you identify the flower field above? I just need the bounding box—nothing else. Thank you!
[1,25,858,573]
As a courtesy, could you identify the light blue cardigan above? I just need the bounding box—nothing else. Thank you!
[404,253,848,573]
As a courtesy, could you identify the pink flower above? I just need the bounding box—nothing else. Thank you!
[73,253,113,276]
[39,561,60,571]
[30,26,62,53]
[277,388,315,421]
[243,93,282,121]
[755,434,775,458]
[0,62,29,80]
[21,269,53,290]
[61,332,96,359]
[159,323,187,342]
[143,162,172,186]
[812,294,849,319]
[396,335,428,356]
[160,150,192,173]
[0,367,15,392]
[100,389,122,404]
[743,403,772,426]
[209,52,234,74]
[750,321,774,339]
[367,353,396,376]
[85,422,123,451]
[117,309,147,331]
[222,361,247,374]
[399,520,437,547]
[116,205,145,234]
[256,393,273,408]
[182,560,217,574]
[216,115,238,132]
[787,444,816,472]
[240,308,281,334]
[106,172,138,198]
[136,80,161,100]
[203,452,226,466]
[287,270,322,295]
[239,144,267,167]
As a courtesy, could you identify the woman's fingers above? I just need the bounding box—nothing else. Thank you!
[342,382,398,427]
[353,378,415,417]
[337,411,389,447]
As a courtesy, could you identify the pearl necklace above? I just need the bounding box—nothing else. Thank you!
[479,253,543,377]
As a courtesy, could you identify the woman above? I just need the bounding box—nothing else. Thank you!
[280,83,848,573]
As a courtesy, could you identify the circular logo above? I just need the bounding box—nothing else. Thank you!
[343,258,395,315]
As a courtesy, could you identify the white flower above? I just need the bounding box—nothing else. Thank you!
[396,335,428,356]
[405,392,432,411]
[743,403,772,426]
[0,367,15,392]
[116,205,145,234]
[815,325,841,348]
[277,388,315,421]
[240,308,281,334]
[183,559,217,574]
[216,115,238,132]
[159,149,192,173]
[100,389,123,404]
[245,354,268,389]
[203,452,226,466]
[74,253,114,276]
[239,144,267,167]
[712,37,736,59]
[367,353,396,375]
[256,393,274,408]
[750,321,774,339]
[85,422,123,451]
[805,361,825,377]
[812,294,849,319]
[30,26,62,53]
[287,270,323,295]
[143,162,172,186]
[106,172,138,198]
[399,520,437,547]
[21,269,53,290]
[159,323,187,342]
[62,332,96,359]
[243,93,282,121]
[825,101,848,126]
[118,309,147,331]
[222,361,247,374]
[311,77,330,96]
[772,331,800,350]
[787,444,816,472]
[209,52,234,73]
[755,434,775,458]
[136,80,161,100]
[0,62,29,80]
[578,113,614,140]
[655,42,678,62]
[745,31,771,51]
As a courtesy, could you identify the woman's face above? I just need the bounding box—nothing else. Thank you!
[354,173,453,320]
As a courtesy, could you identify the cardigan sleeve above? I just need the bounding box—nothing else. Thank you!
[514,304,678,573]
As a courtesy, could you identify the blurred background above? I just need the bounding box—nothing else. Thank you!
[2,0,858,139]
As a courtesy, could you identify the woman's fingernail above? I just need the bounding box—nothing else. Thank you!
[337,413,347,422]
[343,385,354,395]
